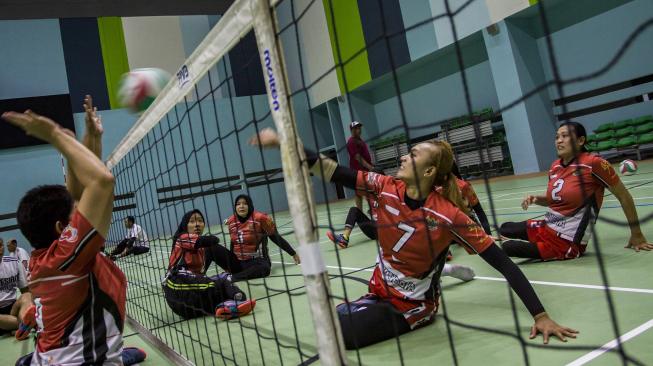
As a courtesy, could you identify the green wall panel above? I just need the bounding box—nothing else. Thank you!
[98,17,130,109]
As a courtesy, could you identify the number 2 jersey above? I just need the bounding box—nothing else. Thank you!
[544,152,620,245]
[357,171,493,306]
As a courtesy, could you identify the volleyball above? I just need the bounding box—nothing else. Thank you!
[117,68,170,113]
[619,159,638,176]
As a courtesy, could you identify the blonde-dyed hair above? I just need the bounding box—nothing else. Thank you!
[424,140,469,214]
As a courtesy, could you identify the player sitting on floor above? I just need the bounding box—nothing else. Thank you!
[109,215,150,260]
[252,128,578,349]
[213,194,300,282]
[0,239,32,340]
[326,169,475,282]
[4,102,145,365]
[164,209,255,320]
[499,121,652,260]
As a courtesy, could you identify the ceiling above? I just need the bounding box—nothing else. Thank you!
[0,0,234,20]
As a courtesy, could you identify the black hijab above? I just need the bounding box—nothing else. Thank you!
[234,194,254,223]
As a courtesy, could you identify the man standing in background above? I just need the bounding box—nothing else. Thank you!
[347,121,374,210]
[7,239,30,272]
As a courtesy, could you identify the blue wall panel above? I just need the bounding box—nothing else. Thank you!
[0,20,69,100]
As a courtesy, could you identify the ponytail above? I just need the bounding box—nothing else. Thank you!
[430,141,469,214]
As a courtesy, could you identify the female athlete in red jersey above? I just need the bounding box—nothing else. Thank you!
[499,122,652,260]
[165,209,255,320]
[251,128,577,349]
[212,194,300,281]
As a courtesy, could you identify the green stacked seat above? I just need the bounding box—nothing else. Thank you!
[614,119,632,129]
[594,130,615,141]
[594,122,614,133]
[586,134,598,143]
[637,133,653,145]
[635,122,653,134]
[585,141,598,152]
[615,136,636,148]
[631,115,652,126]
[614,126,634,138]
[595,139,616,151]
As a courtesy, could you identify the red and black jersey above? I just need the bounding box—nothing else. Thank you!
[356,171,493,302]
[544,152,620,244]
[456,178,480,208]
[225,211,276,260]
[168,233,206,274]
[29,210,126,365]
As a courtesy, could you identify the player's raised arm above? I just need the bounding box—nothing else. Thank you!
[2,110,114,238]
[250,128,358,189]
[67,95,104,201]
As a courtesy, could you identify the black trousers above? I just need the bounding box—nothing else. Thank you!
[337,298,412,349]
[499,221,541,259]
[204,245,271,282]
[110,238,150,257]
[163,271,245,319]
[345,207,377,240]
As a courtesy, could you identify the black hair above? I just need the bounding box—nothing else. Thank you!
[559,121,588,153]
[126,216,135,224]
[171,209,204,252]
[234,194,254,223]
[17,185,74,249]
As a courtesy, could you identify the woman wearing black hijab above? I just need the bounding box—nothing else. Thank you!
[212,194,300,282]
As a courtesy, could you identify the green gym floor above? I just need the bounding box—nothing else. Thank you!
[2,160,652,366]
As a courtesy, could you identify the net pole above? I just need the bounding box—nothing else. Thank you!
[251,0,347,364]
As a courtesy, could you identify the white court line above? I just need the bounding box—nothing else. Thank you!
[270,261,653,294]
[474,276,653,294]
[566,319,653,366]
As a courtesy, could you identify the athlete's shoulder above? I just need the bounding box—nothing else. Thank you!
[455,177,470,190]
[549,158,563,172]
[252,211,270,220]
[224,215,236,225]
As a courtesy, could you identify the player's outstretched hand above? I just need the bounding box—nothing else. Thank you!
[530,313,578,344]
[83,95,103,136]
[292,254,301,265]
[625,233,653,252]
[521,195,536,210]
[249,128,280,148]
[2,110,60,143]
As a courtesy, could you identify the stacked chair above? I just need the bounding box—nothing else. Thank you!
[585,115,653,159]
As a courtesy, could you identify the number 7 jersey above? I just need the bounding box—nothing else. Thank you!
[356,171,493,302]
[544,152,620,244]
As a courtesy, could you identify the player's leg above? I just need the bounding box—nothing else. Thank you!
[230,258,271,282]
[499,221,541,259]
[499,221,530,240]
[203,244,244,275]
[163,273,218,319]
[441,264,475,281]
[354,194,363,210]
[337,295,412,349]
[109,238,130,256]
[327,206,369,248]
[131,246,150,255]
[214,276,256,320]
[356,213,377,240]
[0,301,18,331]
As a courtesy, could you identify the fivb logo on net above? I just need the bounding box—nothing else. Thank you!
[264,49,280,111]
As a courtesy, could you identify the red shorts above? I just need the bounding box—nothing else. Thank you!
[526,220,586,260]
[368,268,438,329]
